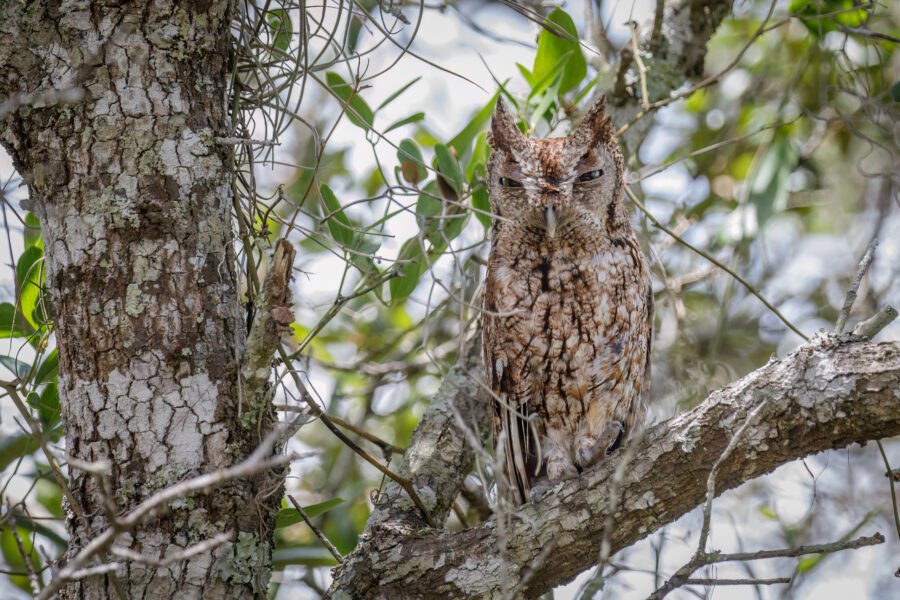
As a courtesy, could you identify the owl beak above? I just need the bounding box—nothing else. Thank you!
[545,204,558,238]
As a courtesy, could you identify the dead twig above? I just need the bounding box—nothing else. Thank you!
[835,240,878,334]
[287,495,342,561]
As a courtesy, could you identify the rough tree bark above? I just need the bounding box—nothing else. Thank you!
[0,2,281,598]
[327,339,900,598]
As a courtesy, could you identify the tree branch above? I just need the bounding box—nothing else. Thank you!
[327,338,900,598]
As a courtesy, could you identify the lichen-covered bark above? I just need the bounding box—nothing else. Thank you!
[326,339,900,599]
[0,2,279,597]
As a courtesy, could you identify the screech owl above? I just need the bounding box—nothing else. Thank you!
[483,97,653,505]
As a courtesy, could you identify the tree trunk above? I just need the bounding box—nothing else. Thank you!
[0,2,279,597]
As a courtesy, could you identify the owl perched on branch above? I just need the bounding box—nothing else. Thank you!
[483,98,653,505]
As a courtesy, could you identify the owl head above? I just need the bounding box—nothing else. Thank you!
[486,97,625,239]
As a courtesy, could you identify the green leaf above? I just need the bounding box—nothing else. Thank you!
[397,138,428,185]
[433,144,464,197]
[0,434,39,472]
[441,211,469,244]
[16,245,45,329]
[795,554,824,573]
[748,136,797,230]
[319,184,355,247]
[36,479,65,520]
[1,526,41,593]
[790,0,867,37]
[890,81,900,102]
[10,499,67,546]
[266,9,292,53]
[36,382,60,429]
[532,9,586,95]
[416,183,442,223]
[390,239,426,302]
[376,76,421,110]
[272,546,338,568]
[527,51,573,101]
[448,92,500,160]
[0,355,30,379]
[0,303,34,339]
[275,498,344,528]
[465,131,489,183]
[384,111,425,134]
[325,72,374,129]
[758,505,778,520]
[33,349,58,386]
[471,185,492,229]
[516,63,536,88]
[529,73,562,130]
[24,212,42,250]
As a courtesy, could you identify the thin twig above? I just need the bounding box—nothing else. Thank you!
[701,532,885,564]
[876,441,900,541]
[109,532,234,567]
[279,346,437,527]
[681,577,790,586]
[287,495,342,561]
[835,239,878,333]
[630,22,650,111]
[624,186,808,340]
[698,399,769,553]
[7,503,41,596]
[630,117,798,183]
[276,404,406,457]
[648,532,884,599]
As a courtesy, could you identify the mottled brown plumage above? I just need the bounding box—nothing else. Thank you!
[483,98,652,504]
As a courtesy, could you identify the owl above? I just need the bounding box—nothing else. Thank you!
[483,97,652,505]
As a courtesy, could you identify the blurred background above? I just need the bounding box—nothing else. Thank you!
[1,0,898,598]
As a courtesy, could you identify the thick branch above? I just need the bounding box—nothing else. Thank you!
[327,339,900,598]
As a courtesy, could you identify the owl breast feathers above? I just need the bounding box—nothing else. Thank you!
[483,97,653,505]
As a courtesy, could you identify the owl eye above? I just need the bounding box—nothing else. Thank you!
[578,169,604,182]
[499,176,523,188]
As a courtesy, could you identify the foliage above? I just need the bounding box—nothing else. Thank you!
[1,0,898,597]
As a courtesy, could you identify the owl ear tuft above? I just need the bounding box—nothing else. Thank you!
[489,98,527,152]
[570,96,614,147]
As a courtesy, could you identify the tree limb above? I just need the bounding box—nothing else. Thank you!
[327,338,900,598]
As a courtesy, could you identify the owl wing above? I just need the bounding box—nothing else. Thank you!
[628,284,654,435]
[483,285,536,506]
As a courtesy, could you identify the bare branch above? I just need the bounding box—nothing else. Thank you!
[109,532,235,567]
[852,306,898,340]
[835,239,878,334]
[680,577,791,586]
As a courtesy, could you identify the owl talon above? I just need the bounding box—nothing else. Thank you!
[575,421,625,470]
[546,458,578,483]
[529,481,552,503]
